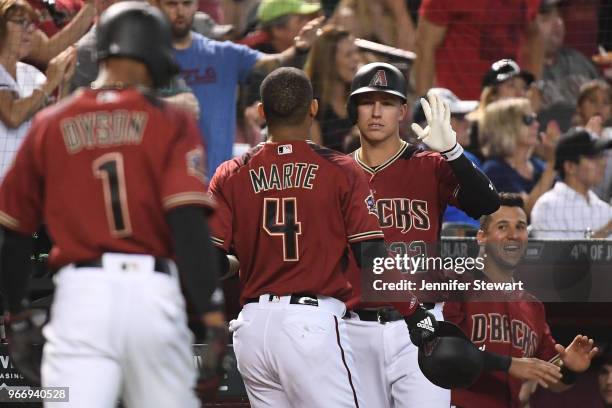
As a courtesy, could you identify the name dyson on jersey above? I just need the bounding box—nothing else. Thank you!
[249,163,319,193]
[61,111,148,154]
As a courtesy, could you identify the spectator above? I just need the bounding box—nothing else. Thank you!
[444,193,599,408]
[155,0,323,176]
[531,129,612,239]
[304,24,359,150]
[246,0,320,54]
[25,0,94,66]
[574,80,612,202]
[69,0,200,120]
[240,0,320,121]
[481,98,557,215]
[467,59,536,163]
[575,80,612,132]
[414,0,542,100]
[0,0,75,177]
[332,0,416,51]
[536,0,601,124]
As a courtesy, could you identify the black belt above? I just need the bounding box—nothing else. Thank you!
[352,303,436,324]
[74,257,172,275]
[353,308,404,323]
[245,294,319,307]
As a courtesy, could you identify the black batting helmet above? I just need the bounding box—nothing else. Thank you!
[346,62,407,124]
[96,1,180,88]
[417,321,484,389]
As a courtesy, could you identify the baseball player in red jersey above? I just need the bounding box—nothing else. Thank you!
[444,193,598,408]
[342,62,501,408]
[208,67,437,407]
[0,3,225,407]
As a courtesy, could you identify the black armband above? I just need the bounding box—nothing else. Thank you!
[350,238,388,269]
[560,365,577,385]
[0,228,35,315]
[447,154,500,218]
[481,350,512,372]
[167,206,222,315]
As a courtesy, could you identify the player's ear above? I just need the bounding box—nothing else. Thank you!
[310,98,318,118]
[257,102,266,121]
[399,103,408,121]
[476,228,486,246]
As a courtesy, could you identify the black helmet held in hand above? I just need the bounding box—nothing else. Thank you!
[346,62,407,124]
[96,1,180,88]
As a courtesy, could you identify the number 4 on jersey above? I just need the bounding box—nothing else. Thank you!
[263,197,302,261]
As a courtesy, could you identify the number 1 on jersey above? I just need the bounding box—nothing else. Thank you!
[263,197,302,261]
[93,152,132,237]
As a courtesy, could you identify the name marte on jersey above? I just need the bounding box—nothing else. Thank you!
[61,111,148,154]
[374,198,430,233]
[250,163,318,194]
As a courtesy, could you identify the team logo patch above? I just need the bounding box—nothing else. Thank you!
[369,69,388,87]
[278,144,293,155]
[186,146,207,183]
[365,193,378,216]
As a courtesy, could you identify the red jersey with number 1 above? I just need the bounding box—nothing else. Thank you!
[0,88,213,268]
[209,141,384,304]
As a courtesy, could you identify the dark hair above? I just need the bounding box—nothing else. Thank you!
[592,343,612,368]
[479,192,525,231]
[260,67,313,127]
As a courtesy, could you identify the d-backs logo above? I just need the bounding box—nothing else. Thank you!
[369,69,388,87]
[365,196,430,233]
[186,146,207,183]
[365,193,377,216]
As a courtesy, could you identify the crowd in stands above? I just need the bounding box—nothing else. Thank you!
[1,0,612,236]
[1,0,611,241]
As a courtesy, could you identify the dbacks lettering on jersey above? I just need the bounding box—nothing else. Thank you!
[249,163,319,194]
[471,314,539,358]
[365,195,431,233]
[61,110,148,154]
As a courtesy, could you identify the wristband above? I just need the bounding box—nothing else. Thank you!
[560,365,577,385]
[441,143,464,161]
[481,350,512,372]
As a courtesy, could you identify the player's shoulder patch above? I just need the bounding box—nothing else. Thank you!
[186,146,207,183]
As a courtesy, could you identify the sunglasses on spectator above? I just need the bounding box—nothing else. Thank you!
[522,113,538,126]
[8,18,35,31]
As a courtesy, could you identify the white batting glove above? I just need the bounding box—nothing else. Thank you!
[411,93,463,161]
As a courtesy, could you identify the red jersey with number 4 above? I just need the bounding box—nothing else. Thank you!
[346,142,460,310]
[0,88,213,268]
[209,140,384,304]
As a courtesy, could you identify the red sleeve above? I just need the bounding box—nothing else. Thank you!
[419,0,454,26]
[436,156,460,208]
[343,162,384,243]
[160,112,214,211]
[535,308,559,362]
[0,117,45,235]
[208,161,233,252]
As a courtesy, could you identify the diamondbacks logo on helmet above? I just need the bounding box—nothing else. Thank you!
[370,70,388,87]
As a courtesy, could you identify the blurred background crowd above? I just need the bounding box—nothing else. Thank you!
[1,0,612,405]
